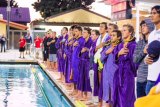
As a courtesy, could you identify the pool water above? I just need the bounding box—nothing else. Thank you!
[0,64,72,107]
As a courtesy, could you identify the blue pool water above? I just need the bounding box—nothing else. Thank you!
[0,64,73,107]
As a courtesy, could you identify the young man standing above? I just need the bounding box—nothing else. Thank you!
[133,19,154,98]
[145,5,160,94]
[34,35,42,59]
[71,26,85,97]
[1,34,7,53]
[19,36,26,58]
[56,27,68,81]
[47,31,58,70]
[94,22,110,107]
[25,32,32,55]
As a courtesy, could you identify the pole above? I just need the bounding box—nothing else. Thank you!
[136,2,140,42]
[7,0,11,49]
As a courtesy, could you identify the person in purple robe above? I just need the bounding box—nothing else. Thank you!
[63,25,77,90]
[90,30,100,97]
[55,27,68,81]
[113,24,136,107]
[94,22,110,107]
[71,26,85,97]
[76,27,93,100]
[100,30,122,107]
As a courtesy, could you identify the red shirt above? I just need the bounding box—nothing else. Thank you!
[34,38,42,48]
[19,39,26,48]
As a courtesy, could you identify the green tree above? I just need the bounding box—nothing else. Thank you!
[32,0,94,19]
[0,0,18,7]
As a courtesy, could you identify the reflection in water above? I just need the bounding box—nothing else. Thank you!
[0,65,47,107]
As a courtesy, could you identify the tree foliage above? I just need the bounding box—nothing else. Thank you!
[32,0,94,19]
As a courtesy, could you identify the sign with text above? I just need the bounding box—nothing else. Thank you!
[112,9,132,21]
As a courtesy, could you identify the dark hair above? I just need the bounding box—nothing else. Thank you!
[63,27,68,31]
[75,26,82,32]
[92,30,100,36]
[100,22,108,30]
[112,30,122,39]
[123,24,135,36]
[84,27,92,35]
[140,20,148,42]
[140,20,146,26]
[70,24,79,30]
[109,23,119,30]
[151,5,160,14]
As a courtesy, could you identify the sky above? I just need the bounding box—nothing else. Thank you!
[15,0,111,21]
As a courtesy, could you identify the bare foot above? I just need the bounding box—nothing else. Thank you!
[56,78,62,82]
[69,90,77,96]
[66,85,72,90]
[79,97,88,101]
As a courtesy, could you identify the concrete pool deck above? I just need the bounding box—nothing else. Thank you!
[0,50,99,107]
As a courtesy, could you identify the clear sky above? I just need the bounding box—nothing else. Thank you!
[15,0,111,21]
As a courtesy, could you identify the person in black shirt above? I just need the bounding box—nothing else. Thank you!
[47,31,58,70]
[42,32,49,64]
[1,34,7,52]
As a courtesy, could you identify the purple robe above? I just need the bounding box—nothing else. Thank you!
[64,38,75,83]
[100,45,118,103]
[89,39,99,96]
[113,41,136,107]
[77,37,93,92]
[56,35,68,73]
[98,36,111,99]
[71,36,85,84]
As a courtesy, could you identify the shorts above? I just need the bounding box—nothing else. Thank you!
[19,47,25,52]
[35,48,41,53]
[49,54,57,62]
[26,43,31,50]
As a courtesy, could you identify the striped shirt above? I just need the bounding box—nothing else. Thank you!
[133,39,148,83]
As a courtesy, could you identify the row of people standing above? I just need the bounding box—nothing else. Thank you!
[19,34,42,58]
[42,31,58,70]
[54,5,160,107]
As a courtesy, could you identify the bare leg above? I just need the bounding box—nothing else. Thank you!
[98,99,103,107]
[19,52,22,58]
[106,103,110,107]
[98,71,101,84]
[23,52,25,58]
[74,90,83,100]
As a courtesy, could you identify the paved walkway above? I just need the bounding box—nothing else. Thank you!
[0,50,34,62]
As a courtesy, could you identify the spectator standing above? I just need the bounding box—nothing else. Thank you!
[25,32,32,55]
[133,19,154,98]
[34,35,42,59]
[145,5,160,94]
[1,34,7,53]
[42,32,49,64]
[47,31,58,70]
[19,36,26,58]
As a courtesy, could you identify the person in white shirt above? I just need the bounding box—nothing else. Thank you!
[144,5,160,94]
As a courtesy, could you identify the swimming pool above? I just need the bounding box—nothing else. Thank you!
[0,64,73,107]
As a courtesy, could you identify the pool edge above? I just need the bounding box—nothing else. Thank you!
[38,61,76,107]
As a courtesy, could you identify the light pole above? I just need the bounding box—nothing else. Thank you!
[7,0,11,49]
